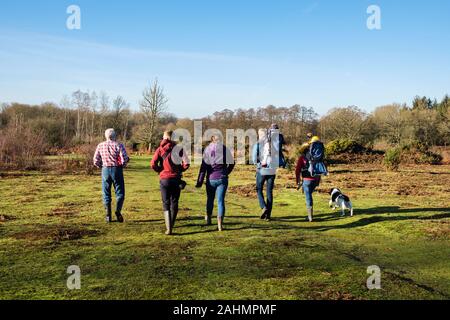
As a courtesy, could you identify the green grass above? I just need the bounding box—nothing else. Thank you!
[0,156,449,300]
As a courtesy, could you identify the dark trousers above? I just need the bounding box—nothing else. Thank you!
[160,179,181,215]
[256,171,276,215]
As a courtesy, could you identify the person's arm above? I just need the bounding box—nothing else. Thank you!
[295,157,303,186]
[181,148,190,172]
[150,148,162,172]
[252,143,259,166]
[120,143,130,167]
[225,147,235,175]
[93,145,102,168]
[196,160,208,188]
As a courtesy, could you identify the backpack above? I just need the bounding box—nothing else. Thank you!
[260,129,287,169]
[306,141,328,177]
[307,141,325,162]
[157,144,183,176]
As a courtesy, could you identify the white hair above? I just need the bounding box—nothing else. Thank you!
[258,128,267,141]
[105,128,117,141]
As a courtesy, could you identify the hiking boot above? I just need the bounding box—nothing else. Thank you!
[116,212,124,223]
[105,204,112,223]
[164,211,172,235]
[260,208,268,220]
[307,207,314,222]
[205,214,212,226]
[171,206,178,228]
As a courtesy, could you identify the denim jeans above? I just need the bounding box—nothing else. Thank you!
[206,177,228,218]
[102,166,125,214]
[303,179,319,208]
[160,178,181,213]
[256,171,276,214]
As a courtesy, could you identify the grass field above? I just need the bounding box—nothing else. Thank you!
[0,156,449,300]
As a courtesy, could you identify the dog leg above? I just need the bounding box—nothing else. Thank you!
[341,203,346,217]
[349,202,354,217]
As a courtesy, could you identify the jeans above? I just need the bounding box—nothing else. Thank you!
[303,179,319,208]
[102,166,125,214]
[256,171,276,214]
[206,177,228,218]
[160,179,181,213]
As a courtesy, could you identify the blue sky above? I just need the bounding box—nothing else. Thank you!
[0,0,449,118]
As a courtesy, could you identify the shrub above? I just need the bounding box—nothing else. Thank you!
[57,144,98,175]
[384,147,402,171]
[325,139,366,156]
[400,143,443,165]
[0,125,48,170]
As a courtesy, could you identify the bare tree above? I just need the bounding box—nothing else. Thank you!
[89,91,98,142]
[72,90,90,141]
[98,92,110,134]
[139,78,168,152]
[111,96,129,138]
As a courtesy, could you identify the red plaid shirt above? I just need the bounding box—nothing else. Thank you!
[93,140,129,168]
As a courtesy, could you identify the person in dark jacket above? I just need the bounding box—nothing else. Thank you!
[195,136,235,231]
[295,143,321,222]
[151,131,190,235]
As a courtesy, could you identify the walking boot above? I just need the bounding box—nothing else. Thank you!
[171,206,178,228]
[115,212,124,223]
[307,207,314,222]
[217,217,224,232]
[105,204,112,223]
[205,214,212,226]
[260,208,268,220]
[164,211,172,235]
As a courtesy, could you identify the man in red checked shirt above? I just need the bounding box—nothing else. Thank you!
[93,128,130,223]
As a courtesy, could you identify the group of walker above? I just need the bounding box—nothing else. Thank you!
[93,126,327,235]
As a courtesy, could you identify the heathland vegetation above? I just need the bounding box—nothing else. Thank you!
[0,80,449,171]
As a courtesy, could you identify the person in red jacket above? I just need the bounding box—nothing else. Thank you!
[151,131,190,235]
[295,143,321,222]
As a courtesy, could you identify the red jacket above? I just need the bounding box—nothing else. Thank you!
[295,155,321,184]
[151,139,190,180]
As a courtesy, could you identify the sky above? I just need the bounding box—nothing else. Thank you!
[0,0,449,118]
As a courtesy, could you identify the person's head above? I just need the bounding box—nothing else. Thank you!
[163,130,173,140]
[105,128,117,141]
[270,123,279,130]
[299,143,310,155]
[258,128,267,141]
[210,135,223,143]
[306,132,313,140]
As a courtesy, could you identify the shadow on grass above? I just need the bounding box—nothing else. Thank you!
[132,206,450,234]
[310,212,450,232]
[355,206,450,215]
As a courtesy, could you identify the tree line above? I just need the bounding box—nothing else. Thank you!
[1,80,449,159]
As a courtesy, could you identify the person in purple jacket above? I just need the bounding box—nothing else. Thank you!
[196,136,235,231]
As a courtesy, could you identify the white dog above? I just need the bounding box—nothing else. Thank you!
[329,188,354,217]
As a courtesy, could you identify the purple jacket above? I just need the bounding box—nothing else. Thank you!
[197,142,235,185]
